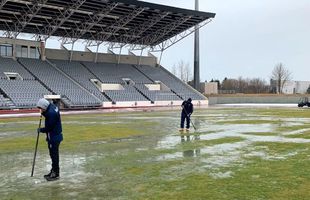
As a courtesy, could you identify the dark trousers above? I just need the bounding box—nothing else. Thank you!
[48,141,60,174]
[180,112,190,129]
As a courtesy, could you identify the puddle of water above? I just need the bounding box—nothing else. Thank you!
[246,135,310,143]
[156,135,181,149]
[156,152,183,161]
[155,115,310,179]
[155,124,274,150]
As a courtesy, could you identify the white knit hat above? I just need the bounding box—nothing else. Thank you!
[36,98,50,110]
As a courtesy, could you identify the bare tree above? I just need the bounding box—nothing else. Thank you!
[237,76,248,93]
[249,78,266,93]
[221,77,238,92]
[179,60,185,81]
[171,60,192,82]
[171,64,178,78]
[183,62,192,82]
[271,63,292,94]
[220,76,269,94]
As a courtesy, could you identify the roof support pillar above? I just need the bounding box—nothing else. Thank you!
[138,48,144,66]
[70,41,75,62]
[193,0,200,90]
[117,46,123,65]
[0,0,8,10]
[12,37,16,60]
[40,39,46,61]
[95,42,101,63]
[158,49,164,66]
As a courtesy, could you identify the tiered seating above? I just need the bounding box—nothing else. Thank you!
[0,57,34,80]
[105,85,147,102]
[18,58,102,106]
[50,59,108,102]
[135,84,180,101]
[0,57,205,109]
[136,65,205,100]
[0,94,9,108]
[118,63,153,84]
[83,62,153,84]
[83,62,149,102]
[0,80,51,107]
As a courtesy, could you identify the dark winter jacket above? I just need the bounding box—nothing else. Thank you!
[182,100,193,116]
[40,103,63,143]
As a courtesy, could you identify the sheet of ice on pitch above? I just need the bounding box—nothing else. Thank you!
[0,152,102,198]
[154,109,310,179]
[1,108,310,199]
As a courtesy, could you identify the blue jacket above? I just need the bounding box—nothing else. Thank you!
[182,100,193,116]
[40,103,63,143]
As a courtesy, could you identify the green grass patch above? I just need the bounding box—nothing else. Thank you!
[177,136,244,150]
[256,108,310,118]
[254,142,308,154]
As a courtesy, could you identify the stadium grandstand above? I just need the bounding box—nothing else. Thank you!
[0,0,215,110]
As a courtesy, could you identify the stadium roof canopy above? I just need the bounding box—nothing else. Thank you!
[0,0,215,50]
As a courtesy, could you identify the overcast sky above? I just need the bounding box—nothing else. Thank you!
[140,0,310,82]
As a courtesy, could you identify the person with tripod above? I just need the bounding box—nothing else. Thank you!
[180,98,194,131]
[36,98,63,181]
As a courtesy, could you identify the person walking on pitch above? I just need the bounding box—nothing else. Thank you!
[180,98,194,131]
[36,98,63,181]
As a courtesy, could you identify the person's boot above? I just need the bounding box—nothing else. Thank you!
[45,170,59,181]
[44,170,53,179]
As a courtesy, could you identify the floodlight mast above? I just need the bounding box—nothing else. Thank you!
[194,0,200,90]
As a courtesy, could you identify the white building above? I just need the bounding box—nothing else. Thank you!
[272,80,310,94]
[201,82,218,95]
[295,81,310,94]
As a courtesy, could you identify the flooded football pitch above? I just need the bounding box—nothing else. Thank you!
[1,107,310,199]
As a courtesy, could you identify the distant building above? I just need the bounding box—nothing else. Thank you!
[201,82,218,95]
[295,81,310,94]
[271,80,310,94]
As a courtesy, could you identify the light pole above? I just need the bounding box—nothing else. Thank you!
[193,0,200,91]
